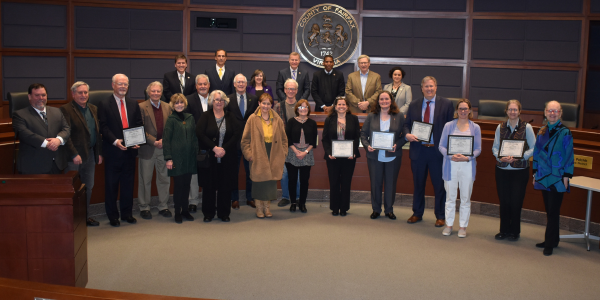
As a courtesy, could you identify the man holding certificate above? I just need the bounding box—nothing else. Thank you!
[360,91,406,220]
[403,76,454,227]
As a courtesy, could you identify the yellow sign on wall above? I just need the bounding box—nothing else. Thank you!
[574,155,593,170]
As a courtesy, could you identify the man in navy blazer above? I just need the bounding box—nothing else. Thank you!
[163,54,195,102]
[227,73,258,209]
[98,74,143,227]
[276,52,311,104]
[403,76,454,227]
[205,49,235,95]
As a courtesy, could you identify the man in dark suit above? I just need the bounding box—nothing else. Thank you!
[228,73,258,209]
[60,81,102,227]
[98,74,143,227]
[12,83,70,174]
[163,54,195,102]
[402,76,455,227]
[185,74,211,212]
[276,52,311,105]
[205,49,235,95]
[311,55,345,112]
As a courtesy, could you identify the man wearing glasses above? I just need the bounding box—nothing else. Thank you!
[228,74,258,209]
[277,79,302,207]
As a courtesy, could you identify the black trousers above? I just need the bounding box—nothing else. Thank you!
[173,173,192,215]
[495,167,529,235]
[326,158,356,213]
[542,190,564,247]
[203,163,232,219]
[104,156,136,220]
[285,163,311,205]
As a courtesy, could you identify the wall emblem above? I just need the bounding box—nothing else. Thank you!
[295,4,359,68]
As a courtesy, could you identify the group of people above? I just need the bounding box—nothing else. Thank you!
[12,50,574,256]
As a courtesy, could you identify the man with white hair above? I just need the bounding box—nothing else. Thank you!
[277,78,301,207]
[345,54,382,113]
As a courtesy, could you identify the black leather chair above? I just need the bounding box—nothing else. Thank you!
[88,90,114,108]
[7,92,30,116]
[544,102,579,128]
[447,98,464,112]
[478,100,507,121]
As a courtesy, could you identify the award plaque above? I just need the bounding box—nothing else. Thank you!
[447,135,474,156]
[332,140,354,157]
[499,139,526,159]
[371,131,395,151]
[411,121,433,143]
[123,126,146,147]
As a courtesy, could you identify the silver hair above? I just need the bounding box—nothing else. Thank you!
[112,73,129,83]
[71,81,89,93]
[146,81,163,97]
[284,78,298,89]
[196,74,210,85]
[233,73,247,84]
[208,90,229,107]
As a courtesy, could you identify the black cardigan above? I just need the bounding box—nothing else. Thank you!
[321,114,361,159]
[196,110,240,165]
[285,117,318,148]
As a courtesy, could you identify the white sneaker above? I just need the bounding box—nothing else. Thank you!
[458,228,467,238]
[442,226,452,236]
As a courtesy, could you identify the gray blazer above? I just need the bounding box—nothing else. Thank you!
[383,82,412,115]
[360,112,406,161]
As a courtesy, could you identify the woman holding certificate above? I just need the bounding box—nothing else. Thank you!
[322,96,361,216]
[360,91,406,220]
[438,99,481,238]
[196,90,240,222]
[241,93,288,219]
[492,100,536,241]
[163,94,198,224]
[533,101,574,256]
[285,99,317,213]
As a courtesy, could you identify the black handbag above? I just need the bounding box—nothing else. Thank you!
[197,150,209,169]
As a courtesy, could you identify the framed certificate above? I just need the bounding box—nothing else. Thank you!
[123,126,146,147]
[447,135,474,156]
[499,139,526,159]
[411,121,433,143]
[332,140,354,157]
[370,131,395,150]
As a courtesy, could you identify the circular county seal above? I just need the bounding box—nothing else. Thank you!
[295,3,359,68]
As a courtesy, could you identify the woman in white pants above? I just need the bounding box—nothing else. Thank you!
[438,99,481,237]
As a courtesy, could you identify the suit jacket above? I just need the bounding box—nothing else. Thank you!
[138,100,172,160]
[59,101,102,166]
[322,113,361,159]
[227,93,258,128]
[163,70,195,101]
[360,112,406,160]
[311,69,345,108]
[276,67,311,101]
[205,66,235,95]
[12,106,70,174]
[402,96,455,160]
[345,70,382,114]
[98,95,144,160]
[383,82,412,115]
[185,93,210,126]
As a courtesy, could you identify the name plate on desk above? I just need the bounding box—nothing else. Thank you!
[574,155,593,170]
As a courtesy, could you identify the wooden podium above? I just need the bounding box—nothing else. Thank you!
[0,171,88,287]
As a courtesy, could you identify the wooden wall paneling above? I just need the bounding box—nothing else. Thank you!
[67,0,74,102]
[463,0,473,100]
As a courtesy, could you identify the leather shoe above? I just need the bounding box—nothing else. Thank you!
[495,233,507,240]
[247,200,256,208]
[174,215,182,224]
[181,211,195,221]
[332,211,339,216]
[543,247,553,256]
[121,216,137,224]
[340,211,347,216]
[407,215,422,224]
[370,212,380,219]
[536,241,559,248]
[232,201,240,210]
[278,198,290,207]
[109,219,120,227]
[507,234,520,241]
[290,204,297,212]
[220,216,230,222]
[140,210,152,220]
[86,218,99,226]
[299,205,307,213]
[385,212,397,220]
[435,219,445,227]
[203,217,212,222]
[189,205,197,213]
[158,209,172,218]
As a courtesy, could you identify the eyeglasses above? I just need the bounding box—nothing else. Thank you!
[546,109,561,114]
[213,99,225,103]
[298,106,308,110]
[286,88,297,91]
[458,108,469,111]
[115,83,129,87]
[507,108,519,112]
[235,81,246,84]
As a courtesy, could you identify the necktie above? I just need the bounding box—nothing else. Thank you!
[40,111,48,126]
[120,99,129,128]
[219,68,223,79]
[239,94,245,116]
[179,75,185,92]
[292,70,297,80]
[424,101,431,123]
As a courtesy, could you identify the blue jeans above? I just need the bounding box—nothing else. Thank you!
[281,164,300,199]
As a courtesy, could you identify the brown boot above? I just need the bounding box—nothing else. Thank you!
[264,200,273,218]
[255,200,265,218]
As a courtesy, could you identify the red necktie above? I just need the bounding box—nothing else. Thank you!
[120,99,129,128]
[424,101,431,123]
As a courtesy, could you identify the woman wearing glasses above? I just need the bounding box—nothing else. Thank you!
[533,101,574,256]
[492,100,536,241]
[438,99,481,238]
[196,90,240,222]
[285,99,317,213]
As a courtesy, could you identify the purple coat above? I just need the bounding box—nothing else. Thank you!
[246,85,273,99]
